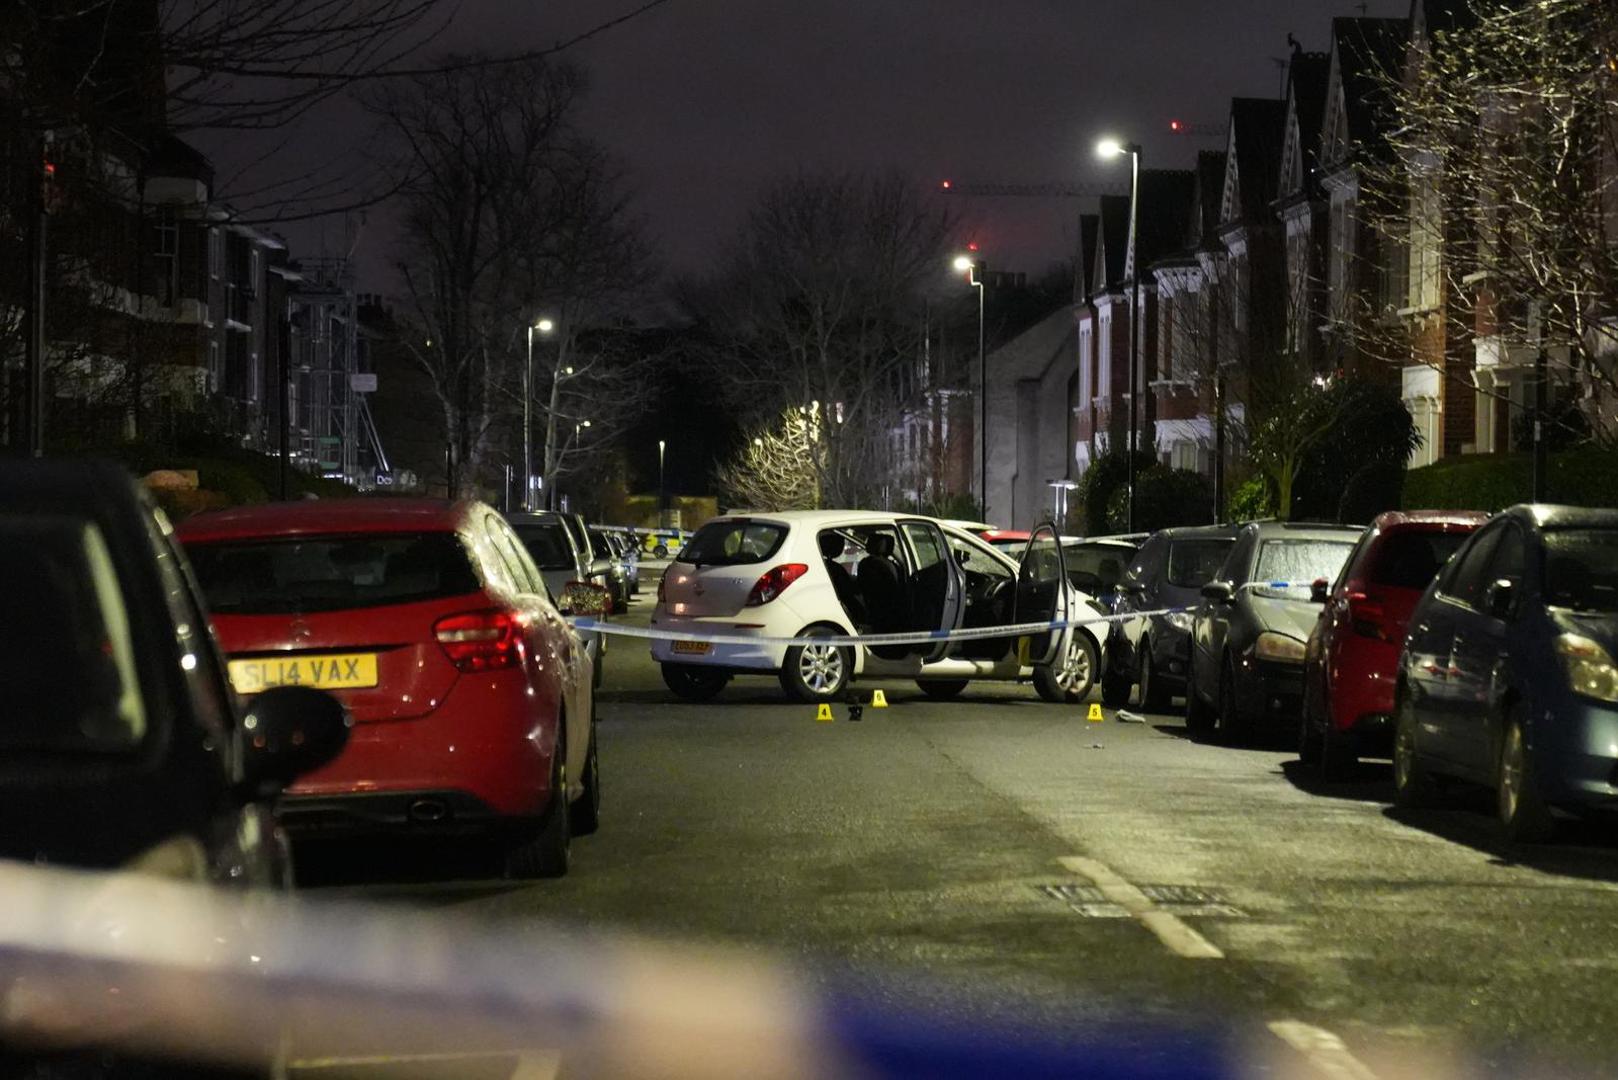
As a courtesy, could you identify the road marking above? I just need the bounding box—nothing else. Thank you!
[1267,1020,1381,1080]
[1058,855,1225,959]
[290,1050,560,1079]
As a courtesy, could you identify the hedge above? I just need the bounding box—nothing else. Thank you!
[1402,449,1618,513]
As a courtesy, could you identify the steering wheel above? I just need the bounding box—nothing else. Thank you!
[979,577,1013,624]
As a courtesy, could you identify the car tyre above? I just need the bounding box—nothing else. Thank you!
[1100,668,1132,708]
[780,627,852,703]
[662,663,729,702]
[653,544,668,558]
[917,678,969,700]
[1498,709,1555,843]
[570,730,601,836]
[1034,632,1098,703]
[1138,640,1171,712]
[1216,657,1252,745]
[505,736,570,879]
[1185,658,1216,740]
[1392,688,1441,809]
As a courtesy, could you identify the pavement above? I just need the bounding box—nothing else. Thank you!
[303,583,1618,1078]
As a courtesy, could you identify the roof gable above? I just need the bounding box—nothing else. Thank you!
[1127,170,1197,279]
[1094,194,1131,291]
[1277,51,1331,201]
[1321,17,1410,169]
[1219,98,1287,225]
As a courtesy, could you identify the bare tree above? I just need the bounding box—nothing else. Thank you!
[687,171,957,507]
[715,407,824,511]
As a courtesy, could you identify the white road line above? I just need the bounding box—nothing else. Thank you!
[1267,1020,1381,1080]
[1058,855,1225,960]
[290,1050,561,1079]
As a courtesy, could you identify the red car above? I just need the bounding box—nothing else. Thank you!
[1300,509,1487,776]
[179,499,600,878]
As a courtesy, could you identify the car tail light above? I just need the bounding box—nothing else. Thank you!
[433,609,522,672]
[1347,591,1389,640]
[745,563,809,606]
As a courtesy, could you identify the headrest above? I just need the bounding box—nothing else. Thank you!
[868,534,895,558]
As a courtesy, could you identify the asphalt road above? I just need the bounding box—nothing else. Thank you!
[306,583,1618,1078]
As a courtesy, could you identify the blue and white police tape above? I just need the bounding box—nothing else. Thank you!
[569,606,1193,650]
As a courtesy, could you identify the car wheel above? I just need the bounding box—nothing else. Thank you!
[1498,708,1555,843]
[1139,640,1171,712]
[1392,688,1441,809]
[654,544,668,558]
[780,628,851,703]
[917,678,969,700]
[1184,656,1216,739]
[505,733,570,879]
[1034,632,1097,703]
[662,663,729,702]
[1100,667,1132,708]
[570,730,601,836]
[1217,657,1253,745]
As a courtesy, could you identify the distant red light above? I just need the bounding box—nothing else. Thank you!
[940,179,953,190]
[967,241,979,253]
[1169,120,1183,132]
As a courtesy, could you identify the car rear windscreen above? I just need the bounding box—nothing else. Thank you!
[1166,539,1234,588]
[187,533,481,614]
[512,522,577,572]
[1544,529,1618,614]
[1368,530,1472,589]
[678,521,787,566]
[1252,539,1355,599]
[0,517,147,752]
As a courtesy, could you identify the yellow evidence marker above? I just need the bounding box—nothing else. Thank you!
[1086,702,1105,723]
[870,689,889,709]
[816,703,835,722]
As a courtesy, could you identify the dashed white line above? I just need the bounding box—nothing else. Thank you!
[1057,855,1225,960]
[290,1050,561,1079]
[1267,1020,1381,1080]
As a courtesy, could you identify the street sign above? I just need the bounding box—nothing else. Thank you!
[350,373,378,393]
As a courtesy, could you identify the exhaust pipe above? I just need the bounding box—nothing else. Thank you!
[408,798,448,823]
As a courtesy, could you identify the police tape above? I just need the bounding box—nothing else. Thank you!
[568,606,1194,650]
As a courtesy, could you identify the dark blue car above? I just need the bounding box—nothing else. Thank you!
[1394,505,1618,841]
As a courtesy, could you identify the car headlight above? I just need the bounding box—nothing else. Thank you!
[1254,631,1306,663]
[1556,633,1618,703]
[1163,611,1193,632]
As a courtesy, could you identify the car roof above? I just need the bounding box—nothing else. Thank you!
[1244,520,1365,540]
[1506,504,1618,530]
[1063,536,1140,548]
[704,509,940,529]
[1371,509,1488,531]
[178,498,479,542]
[1153,524,1240,540]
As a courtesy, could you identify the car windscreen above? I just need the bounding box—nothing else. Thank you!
[588,530,615,559]
[678,520,787,566]
[187,533,482,614]
[0,517,147,753]
[1368,529,1472,589]
[1063,542,1136,593]
[512,522,577,572]
[1251,538,1356,599]
[1544,529,1618,614]
[1166,539,1234,588]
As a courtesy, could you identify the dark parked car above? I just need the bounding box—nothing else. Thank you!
[1061,534,1145,603]
[1102,525,1238,709]
[1187,521,1360,743]
[0,460,349,882]
[1300,510,1486,776]
[1394,505,1618,841]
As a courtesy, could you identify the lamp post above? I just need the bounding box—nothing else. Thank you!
[1097,137,1141,531]
[523,317,555,509]
[658,439,667,527]
[953,254,987,522]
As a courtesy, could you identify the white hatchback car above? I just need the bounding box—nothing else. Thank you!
[650,511,1109,704]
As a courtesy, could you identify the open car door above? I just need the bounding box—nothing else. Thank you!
[897,519,964,662]
[1013,523,1068,667]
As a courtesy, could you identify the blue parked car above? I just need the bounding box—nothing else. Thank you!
[1394,504,1618,841]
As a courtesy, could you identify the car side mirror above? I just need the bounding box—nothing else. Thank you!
[1486,578,1516,620]
[561,580,612,617]
[1116,580,1144,595]
[1201,581,1235,604]
[1309,578,1330,604]
[240,686,350,795]
[955,547,971,566]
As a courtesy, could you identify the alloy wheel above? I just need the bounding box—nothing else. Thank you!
[1054,636,1093,692]
[799,643,845,693]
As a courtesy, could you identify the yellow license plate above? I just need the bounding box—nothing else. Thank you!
[228,653,379,695]
[671,640,712,655]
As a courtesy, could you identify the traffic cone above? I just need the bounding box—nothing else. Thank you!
[816,703,835,723]
[870,689,889,709]
[1086,703,1104,723]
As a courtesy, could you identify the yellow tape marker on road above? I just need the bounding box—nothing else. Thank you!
[815,703,835,722]
[870,689,888,709]
[1087,703,1104,723]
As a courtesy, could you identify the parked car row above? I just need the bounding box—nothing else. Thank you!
[0,460,608,892]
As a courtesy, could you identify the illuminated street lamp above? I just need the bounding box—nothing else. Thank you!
[952,252,987,521]
[524,317,555,509]
[1097,135,1141,531]
[658,439,668,527]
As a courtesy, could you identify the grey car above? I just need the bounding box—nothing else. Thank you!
[1102,525,1238,710]
[1186,521,1361,743]
[507,511,592,602]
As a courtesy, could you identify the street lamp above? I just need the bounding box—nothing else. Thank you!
[658,439,667,527]
[1097,136,1141,531]
[952,253,987,522]
[523,317,555,509]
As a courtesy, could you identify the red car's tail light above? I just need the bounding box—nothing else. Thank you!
[1347,591,1389,641]
[745,563,809,606]
[434,609,521,672]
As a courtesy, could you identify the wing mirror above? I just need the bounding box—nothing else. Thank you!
[1309,577,1330,604]
[954,547,971,566]
[560,580,613,617]
[239,686,350,795]
[1486,578,1516,620]
[1115,580,1145,595]
[1200,581,1236,605]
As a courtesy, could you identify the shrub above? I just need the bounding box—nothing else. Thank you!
[1338,461,1406,525]
[1226,476,1275,523]
[1078,448,1157,535]
[1104,467,1214,533]
[1402,449,1618,512]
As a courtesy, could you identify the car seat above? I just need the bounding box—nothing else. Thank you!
[858,533,907,632]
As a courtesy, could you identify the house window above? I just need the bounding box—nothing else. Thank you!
[1079,324,1093,401]
[1098,311,1112,398]
[208,228,222,280]
[208,340,221,393]
[248,248,261,297]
